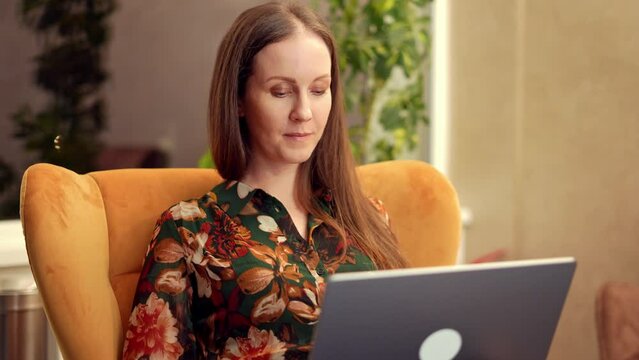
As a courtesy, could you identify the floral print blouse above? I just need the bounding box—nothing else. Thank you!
[122,180,387,360]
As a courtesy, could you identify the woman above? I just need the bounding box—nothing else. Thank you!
[122,1,407,359]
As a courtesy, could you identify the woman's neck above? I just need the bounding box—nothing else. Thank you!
[240,163,301,210]
[241,161,309,239]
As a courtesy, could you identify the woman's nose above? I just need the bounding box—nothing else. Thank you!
[290,95,312,122]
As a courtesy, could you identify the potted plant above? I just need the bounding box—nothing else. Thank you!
[320,0,431,163]
[0,0,115,219]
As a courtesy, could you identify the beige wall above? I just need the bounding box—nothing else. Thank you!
[448,0,519,263]
[449,0,639,359]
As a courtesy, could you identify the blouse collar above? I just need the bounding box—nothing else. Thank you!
[210,179,334,218]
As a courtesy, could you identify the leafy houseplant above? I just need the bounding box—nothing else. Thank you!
[320,0,431,163]
[11,0,115,173]
[0,0,115,219]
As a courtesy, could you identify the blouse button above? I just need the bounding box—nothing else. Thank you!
[274,206,281,213]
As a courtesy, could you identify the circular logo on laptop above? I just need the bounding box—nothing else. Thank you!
[418,328,462,360]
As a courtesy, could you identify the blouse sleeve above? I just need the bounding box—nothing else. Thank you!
[122,209,197,360]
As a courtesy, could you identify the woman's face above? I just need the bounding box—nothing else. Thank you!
[240,27,332,173]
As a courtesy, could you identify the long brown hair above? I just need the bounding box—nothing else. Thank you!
[208,1,407,269]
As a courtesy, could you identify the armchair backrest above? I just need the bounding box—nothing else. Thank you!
[595,281,639,360]
[20,160,460,359]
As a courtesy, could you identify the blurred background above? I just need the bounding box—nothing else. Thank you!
[1,0,638,359]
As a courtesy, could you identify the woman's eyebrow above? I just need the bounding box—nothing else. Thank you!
[265,74,331,83]
[266,75,296,83]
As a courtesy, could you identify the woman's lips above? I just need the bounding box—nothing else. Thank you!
[284,132,312,140]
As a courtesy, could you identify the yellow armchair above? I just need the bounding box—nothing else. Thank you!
[19,160,460,359]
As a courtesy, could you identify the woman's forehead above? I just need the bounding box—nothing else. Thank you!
[251,30,331,82]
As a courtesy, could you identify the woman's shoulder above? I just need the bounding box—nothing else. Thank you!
[154,190,226,234]
[154,178,255,232]
[367,196,390,226]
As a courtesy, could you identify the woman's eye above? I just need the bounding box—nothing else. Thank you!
[311,89,327,96]
[271,88,291,98]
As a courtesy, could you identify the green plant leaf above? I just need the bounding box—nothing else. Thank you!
[198,151,215,169]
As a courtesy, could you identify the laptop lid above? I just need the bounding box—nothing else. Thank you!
[311,257,576,360]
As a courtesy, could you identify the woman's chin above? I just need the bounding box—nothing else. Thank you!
[281,152,314,165]
[277,145,317,165]
[287,155,313,165]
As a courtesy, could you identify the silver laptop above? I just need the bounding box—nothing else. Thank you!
[311,257,576,360]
